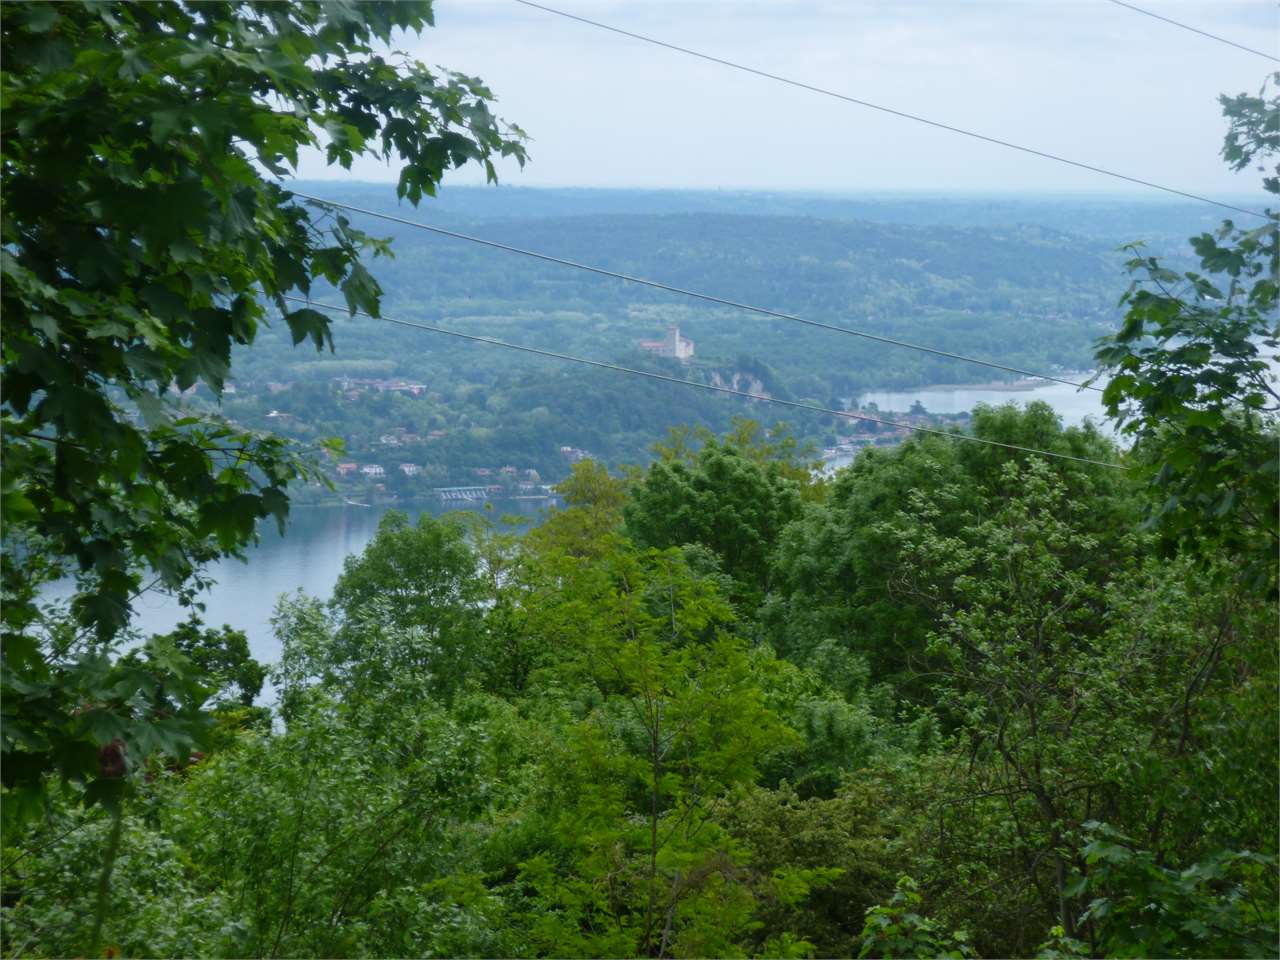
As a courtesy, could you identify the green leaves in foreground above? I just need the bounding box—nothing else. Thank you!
[1071,822,1278,959]
[1,632,210,837]
[1,0,524,831]
[1093,74,1279,589]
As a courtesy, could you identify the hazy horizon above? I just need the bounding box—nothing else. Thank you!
[293,179,1268,202]
[291,1,1278,199]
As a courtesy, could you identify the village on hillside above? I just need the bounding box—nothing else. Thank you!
[165,364,970,505]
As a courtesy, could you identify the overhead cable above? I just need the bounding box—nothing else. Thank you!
[281,295,1125,470]
[512,0,1269,220]
[1105,0,1279,62]
[290,191,1102,392]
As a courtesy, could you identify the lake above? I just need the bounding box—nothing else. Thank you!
[859,375,1109,426]
[43,379,1112,664]
[860,348,1278,426]
[819,376,1114,474]
[42,499,553,665]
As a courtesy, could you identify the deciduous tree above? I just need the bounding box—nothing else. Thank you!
[1094,74,1278,589]
[1,0,523,827]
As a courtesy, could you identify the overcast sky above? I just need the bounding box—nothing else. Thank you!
[293,0,1278,197]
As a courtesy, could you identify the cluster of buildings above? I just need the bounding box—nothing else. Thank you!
[336,462,402,480]
[819,410,972,472]
[377,427,449,447]
[333,461,547,491]
[334,376,428,398]
[334,462,430,480]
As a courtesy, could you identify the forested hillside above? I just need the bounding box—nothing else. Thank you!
[236,200,1125,393]
[220,201,1129,484]
[2,3,1276,959]
[304,181,1236,247]
[7,409,1277,958]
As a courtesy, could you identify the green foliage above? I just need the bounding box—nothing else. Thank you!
[1,630,209,834]
[160,617,265,707]
[858,877,974,959]
[878,454,1277,948]
[1,804,243,958]
[719,779,905,956]
[1035,925,1091,959]
[1071,823,1278,959]
[5,56,1279,960]
[161,690,497,958]
[326,510,486,700]
[626,439,804,608]
[1,0,523,829]
[502,538,807,957]
[530,459,629,559]
[653,418,826,503]
[332,512,482,628]
[1,0,522,639]
[208,182,1151,496]
[1094,74,1279,589]
[1220,75,1280,193]
[6,400,1276,957]
[763,401,1129,688]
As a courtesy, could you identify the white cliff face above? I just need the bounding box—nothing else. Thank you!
[709,371,770,400]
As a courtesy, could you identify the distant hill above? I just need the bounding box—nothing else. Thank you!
[293,180,1249,246]
[221,189,1229,474]
[239,204,1129,390]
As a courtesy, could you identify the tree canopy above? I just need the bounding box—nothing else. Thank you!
[1094,73,1279,590]
[1,0,523,831]
[1,12,1276,957]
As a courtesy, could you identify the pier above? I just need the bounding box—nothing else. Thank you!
[434,486,489,502]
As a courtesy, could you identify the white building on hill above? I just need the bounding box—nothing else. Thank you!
[638,326,694,361]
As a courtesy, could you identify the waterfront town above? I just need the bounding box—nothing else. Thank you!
[164,368,971,505]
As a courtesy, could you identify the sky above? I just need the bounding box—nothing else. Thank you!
[292,0,1278,198]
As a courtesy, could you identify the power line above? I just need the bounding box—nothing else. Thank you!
[512,0,1270,221]
[1105,0,1279,62]
[290,191,1103,392]
[281,295,1125,470]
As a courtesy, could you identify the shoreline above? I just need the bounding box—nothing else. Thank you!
[863,372,1095,395]
[290,494,562,511]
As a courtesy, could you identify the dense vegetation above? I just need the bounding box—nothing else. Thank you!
[209,197,1136,484]
[238,203,1124,388]
[235,204,1120,390]
[319,183,1240,248]
[4,405,1276,958]
[201,182,1247,487]
[1,0,1276,956]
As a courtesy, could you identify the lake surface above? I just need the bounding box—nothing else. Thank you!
[861,349,1278,425]
[43,499,553,665]
[819,376,1114,474]
[46,380,1110,663]
[859,376,1108,426]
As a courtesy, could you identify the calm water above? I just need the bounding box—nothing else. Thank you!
[819,376,1113,474]
[43,499,552,665]
[859,376,1109,426]
[30,378,1121,661]
[861,350,1278,424]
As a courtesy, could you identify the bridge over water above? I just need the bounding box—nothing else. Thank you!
[434,486,489,502]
